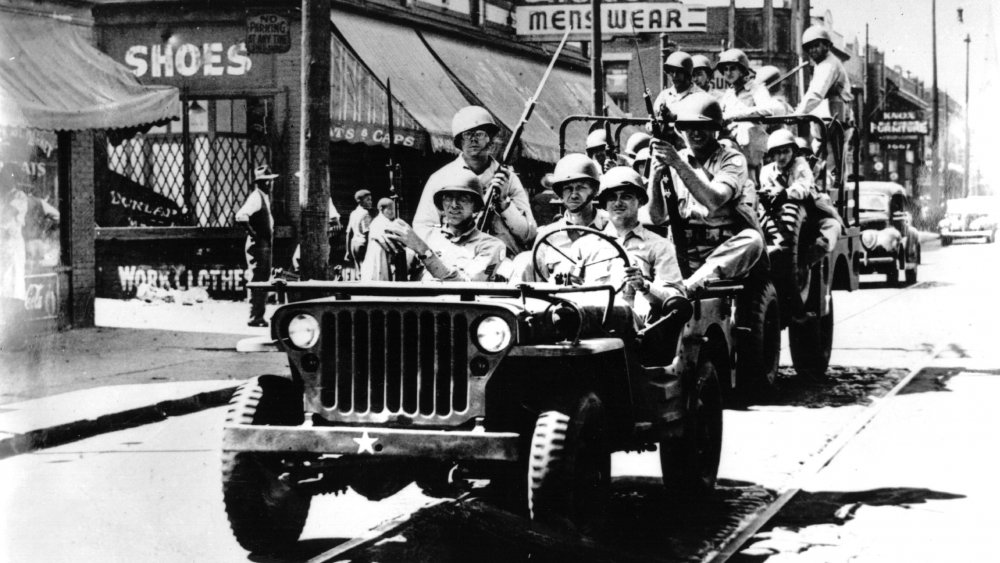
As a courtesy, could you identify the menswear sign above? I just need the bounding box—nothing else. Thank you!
[515,0,706,40]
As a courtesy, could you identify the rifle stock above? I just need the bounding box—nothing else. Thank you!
[476,28,572,233]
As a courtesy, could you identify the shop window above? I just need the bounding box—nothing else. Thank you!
[605,61,629,114]
[102,96,272,228]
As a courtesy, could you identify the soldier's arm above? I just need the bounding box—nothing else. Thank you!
[497,172,537,245]
[796,62,835,115]
[412,175,443,240]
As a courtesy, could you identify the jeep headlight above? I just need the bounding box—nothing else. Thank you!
[287,313,320,348]
[475,316,512,353]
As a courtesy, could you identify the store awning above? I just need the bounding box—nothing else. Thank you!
[0,14,180,131]
[887,81,930,111]
[332,10,469,154]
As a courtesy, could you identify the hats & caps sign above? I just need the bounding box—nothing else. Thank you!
[515,0,707,41]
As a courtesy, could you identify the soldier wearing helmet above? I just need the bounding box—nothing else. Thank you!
[648,93,765,294]
[412,106,536,258]
[585,129,613,171]
[796,25,854,122]
[385,168,506,282]
[623,132,652,163]
[558,166,684,322]
[691,54,718,97]
[717,49,774,172]
[515,153,611,282]
[653,51,704,117]
[758,129,843,261]
[754,65,793,117]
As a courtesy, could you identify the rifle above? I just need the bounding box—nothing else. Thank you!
[764,61,809,91]
[385,78,408,280]
[634,40,692,278]
[477,28,572,233]
[602,106,618,168]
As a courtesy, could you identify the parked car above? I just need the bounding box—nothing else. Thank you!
[858,181,921,285]
[938,196,998,245]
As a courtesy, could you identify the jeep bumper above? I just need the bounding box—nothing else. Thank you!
[223,424,520,461]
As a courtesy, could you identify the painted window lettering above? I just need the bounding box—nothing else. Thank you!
[124,42,252,78]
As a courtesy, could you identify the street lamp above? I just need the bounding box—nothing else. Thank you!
[964,34,971,197]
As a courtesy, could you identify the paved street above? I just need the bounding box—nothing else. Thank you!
[2,236,997,562]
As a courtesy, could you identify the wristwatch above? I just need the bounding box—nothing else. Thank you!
[419,248,435,261]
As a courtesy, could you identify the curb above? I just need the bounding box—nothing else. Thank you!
[0,385,239,460]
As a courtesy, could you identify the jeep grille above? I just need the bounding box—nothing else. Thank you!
[319,309,471,420]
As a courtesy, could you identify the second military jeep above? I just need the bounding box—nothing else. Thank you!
[220,230,748,553]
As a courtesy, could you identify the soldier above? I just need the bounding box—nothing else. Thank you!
[653,51,704,116]
[758,130,843,260]
[344,189,373,270]
[386,169,506,282]
[717,48,774,176]
[234,164,277,327]
[585,129,613,172]
[520,154,609,281]
[796,25,853,123]
[648,93,765,295]
[691,54,718,98]
[413,106,536,257]
[561,167,684,324]
[754,65,793,117]
[622,132,652,168]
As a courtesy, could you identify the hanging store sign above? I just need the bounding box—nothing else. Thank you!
[515,1,707,40]
[870,110,929,141]
[104,24,274,89]
[246,13,291,54]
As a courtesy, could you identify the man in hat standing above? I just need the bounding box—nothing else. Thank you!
[344,188,373,271]
[235,164,278,327]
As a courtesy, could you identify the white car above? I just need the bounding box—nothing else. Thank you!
[938,197,998,245]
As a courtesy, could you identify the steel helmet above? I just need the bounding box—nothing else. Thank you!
[802,25,832,48]
[354,188,372,202]
[586,129,608,151]
[756,65,781,88]
[623,132,652,158]
[598,166,648,206]
[633,147,651,164]
[451,106,500,148]
[717,49,751,74]
[691,54,714,73]
[673,92,725,130]
[664,51,693,73]
[432,169,485,211]
[766,129,798,154]
[550,153,601,190]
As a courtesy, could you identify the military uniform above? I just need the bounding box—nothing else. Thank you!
[414,156,536,257]
[418,225,506,282]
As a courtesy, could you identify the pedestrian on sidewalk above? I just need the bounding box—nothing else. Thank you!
[345,189,373,271]
[235,164,277,327]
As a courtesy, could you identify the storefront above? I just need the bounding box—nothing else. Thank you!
[91,1,611,290]
[0,11,179,334]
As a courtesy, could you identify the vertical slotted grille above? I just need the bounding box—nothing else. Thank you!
[320,307,472,419]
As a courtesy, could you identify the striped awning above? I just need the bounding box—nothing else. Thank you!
[0,13,180,131]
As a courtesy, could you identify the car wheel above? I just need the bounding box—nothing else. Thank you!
[789,294,834,379]
[528,393,610,536]
[886,267,899,286]
[735,277,782,392]
[222,376,310,554]
[659,356,723,499]
[941,236,952,246]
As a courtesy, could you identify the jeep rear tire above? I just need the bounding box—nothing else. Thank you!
[789,295,834,379]
[528,393,610,535]
[221,376,310,554]
[735,277,782,392]
[659,357,723,499]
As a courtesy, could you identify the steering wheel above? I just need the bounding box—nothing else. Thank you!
[531,225,633,293]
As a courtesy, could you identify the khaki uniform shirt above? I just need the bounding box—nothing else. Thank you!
[419,225,506,282]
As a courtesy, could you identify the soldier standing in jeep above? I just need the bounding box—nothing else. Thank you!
[385,168,506,282]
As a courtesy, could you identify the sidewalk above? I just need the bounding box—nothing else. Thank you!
[0,298,286,459]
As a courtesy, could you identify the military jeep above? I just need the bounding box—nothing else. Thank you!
[221,235,742,553]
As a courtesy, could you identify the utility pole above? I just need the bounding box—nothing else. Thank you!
[727,0,735,49]
[930,0,939,204]
[300,0,332,280]
[964,33,971,197]
[591,0,604,115]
